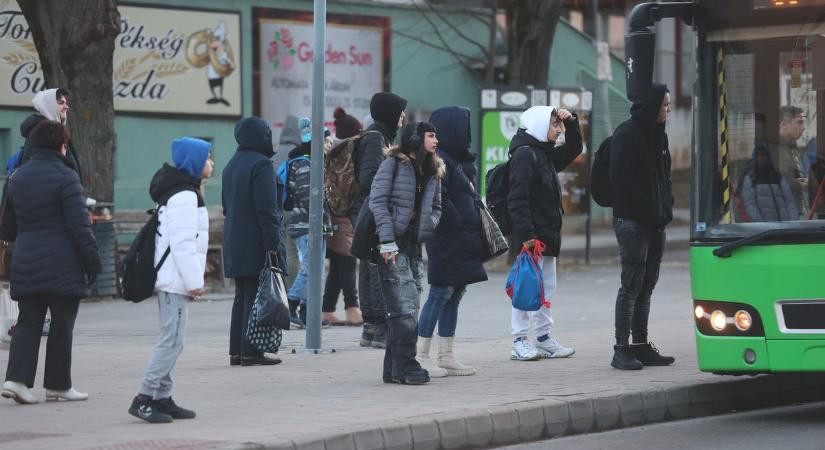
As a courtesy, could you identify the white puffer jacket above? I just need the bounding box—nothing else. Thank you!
[154,190,209,295]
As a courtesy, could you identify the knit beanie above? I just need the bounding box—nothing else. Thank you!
[369,92,408,130]
[333,107,362,139]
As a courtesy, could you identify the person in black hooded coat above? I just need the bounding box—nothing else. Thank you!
[351,92,407,350]
[608,82,675,370]
[416,106,486,378]
[222,116,286,367]
[1,121,100,405]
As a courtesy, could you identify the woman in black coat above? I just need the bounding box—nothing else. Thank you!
[419,107,487,378]
[1,121,101,405]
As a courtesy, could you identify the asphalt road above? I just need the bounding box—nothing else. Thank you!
[501,401,825,450]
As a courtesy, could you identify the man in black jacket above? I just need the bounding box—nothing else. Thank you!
[350,92,407,349]
[18,88,83,183]
[222,116,285,367]
[609,82,675,370]
[507,106,580,362]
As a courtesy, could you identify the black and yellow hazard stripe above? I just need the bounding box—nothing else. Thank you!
[718,48,732,224]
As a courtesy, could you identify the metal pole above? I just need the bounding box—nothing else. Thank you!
[305,0,326,350]
[590,0,613,265]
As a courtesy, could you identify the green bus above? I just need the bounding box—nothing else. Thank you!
[626,0,825,373]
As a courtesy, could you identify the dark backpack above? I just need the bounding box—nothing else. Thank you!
[485,160,513,236]
[121,208,170,303]
[121,185,200,303]
[590,136,613,207]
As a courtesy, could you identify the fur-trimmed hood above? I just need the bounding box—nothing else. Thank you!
[384,144,446,180]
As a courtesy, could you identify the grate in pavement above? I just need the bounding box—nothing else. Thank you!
[83,439,233,450]
[0,432,68,444]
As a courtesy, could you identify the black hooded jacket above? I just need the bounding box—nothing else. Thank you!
[19,114,83,184]
[222,117,287,277]
[507,115,583,257]
[350,93,408,221]
[426,106,487,287]
[149,163,204,207]
[609,83,673,229]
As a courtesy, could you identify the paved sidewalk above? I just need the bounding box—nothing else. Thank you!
[1,251,822,450]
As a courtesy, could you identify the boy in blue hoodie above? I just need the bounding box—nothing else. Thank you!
[129,137,213,424]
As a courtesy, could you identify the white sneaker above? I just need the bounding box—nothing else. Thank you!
[510,339,540,361]
[45,387,88,401]
[535,336,575,358]
[1,381,39,404]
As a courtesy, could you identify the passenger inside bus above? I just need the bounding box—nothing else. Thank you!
[736,141,798,222]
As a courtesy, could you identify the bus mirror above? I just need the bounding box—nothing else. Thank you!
[625,29,656,102]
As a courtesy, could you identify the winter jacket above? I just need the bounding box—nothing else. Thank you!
[507,110,583,257]
[285,143,331,238]
[350,121,396,221]
[19,114,83,183]
[426,106,487,287]
[0,149,100,300]
[738,144,800,222]
[150,164,209,295]
[609,82,674,229]
[222,117,287,277]
[369,148,445,246]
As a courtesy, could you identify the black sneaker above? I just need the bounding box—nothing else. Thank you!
[153,397,196,419]
[360,324,376,347]
[630,342,675,366]
[392,368,430,385]
[129,396,173,423]
[372,323,387,349]
[611,345,643,370]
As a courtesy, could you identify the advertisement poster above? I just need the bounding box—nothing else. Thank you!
[480,110,591,215]
[253,8,390,143]
[0,4,242,115]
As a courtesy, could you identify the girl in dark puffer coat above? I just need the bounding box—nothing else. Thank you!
[369,121,445,385]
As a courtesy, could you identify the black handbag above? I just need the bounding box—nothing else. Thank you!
[350,201,378,260]
[480,206,509,261]
[254,253,291,330]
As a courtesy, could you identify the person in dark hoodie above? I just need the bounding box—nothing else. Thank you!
[351,92,408,349]
[282,117,332,328]
[1,121,100,405]
[222,117,285,367]
[507,106,580,362]
[608,82,675,370]
[274,116,303,305]
[417,106,486,378]
[128,137,213,424]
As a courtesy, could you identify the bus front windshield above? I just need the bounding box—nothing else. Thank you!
[699,16,825,237]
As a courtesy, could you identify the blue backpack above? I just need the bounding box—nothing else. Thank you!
[506,241,551,311]
[276,156,310,211]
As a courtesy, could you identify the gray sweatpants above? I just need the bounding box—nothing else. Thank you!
[139,291,189,400]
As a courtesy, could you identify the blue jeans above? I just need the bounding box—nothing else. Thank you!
[418,285,465,338]
[613,217,665,346]
[287,234,326,304]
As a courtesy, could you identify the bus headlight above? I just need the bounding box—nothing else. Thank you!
[694,305,705,319]
[710,310,727,331]
[734,310,752,331]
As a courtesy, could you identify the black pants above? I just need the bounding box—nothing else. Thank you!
[613,218,665,346]
[358,257,387,325]
[229,276,261,357]
[323,251,358,312]
[5,296,80,390]
[380,252,423,378]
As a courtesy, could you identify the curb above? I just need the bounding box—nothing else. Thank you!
[235,373,825,450]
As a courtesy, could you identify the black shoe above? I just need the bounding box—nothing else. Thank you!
[240,355,282,366]
[392,368,430,385]
[383,374,397,384]
[360,324,376,347]
[129,396,173,424]
[611,345,643,370]
[630,342,675,366]
[372,323,387,349]
[229,355,240,366]
[153,397,196,419]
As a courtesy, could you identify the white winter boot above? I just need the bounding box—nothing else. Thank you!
[437,336,476,376]
[416,337,447,378]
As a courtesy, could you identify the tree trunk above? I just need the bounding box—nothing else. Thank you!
[16,0,120,203]
[504,0,564,86]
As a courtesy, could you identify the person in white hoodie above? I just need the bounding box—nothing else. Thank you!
[18,88,82,179]
[128,137,213,424]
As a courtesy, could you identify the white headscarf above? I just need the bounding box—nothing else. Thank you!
[32,88,62,123]
[519,105,557,143]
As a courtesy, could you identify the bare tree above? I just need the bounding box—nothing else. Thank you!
[502,0,564,86]
[16,0,120,202]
